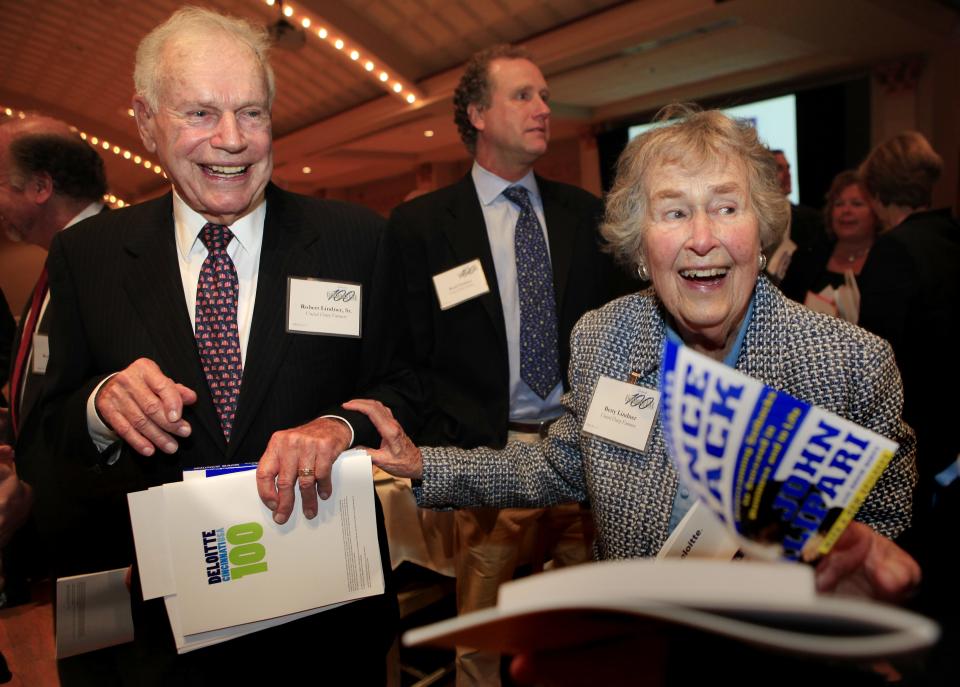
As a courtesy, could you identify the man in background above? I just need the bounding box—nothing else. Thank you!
[388,45,633,686]
[772,149,826,256]
[0,115,106,604]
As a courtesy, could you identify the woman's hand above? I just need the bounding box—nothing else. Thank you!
[342,399,424,479]
[815,521,920,603]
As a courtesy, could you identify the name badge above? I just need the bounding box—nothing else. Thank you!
[432,259,490,310]
[656,501,740,560]
[286,278,361,338]
[32,333,50,374]
[581,375,660,453]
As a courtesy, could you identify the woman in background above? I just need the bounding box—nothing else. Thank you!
[780,170,879,321]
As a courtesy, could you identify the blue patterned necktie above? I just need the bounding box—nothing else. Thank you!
[502,185,560,399]
[196,223,243,440]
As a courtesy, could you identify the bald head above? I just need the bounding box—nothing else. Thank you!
[0,114,107,249]
[0,114,75,140]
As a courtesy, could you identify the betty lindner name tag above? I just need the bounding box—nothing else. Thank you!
[287,277,362,338]
[582,375,661,453]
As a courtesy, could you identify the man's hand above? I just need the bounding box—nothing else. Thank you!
[95,358,196,456]
[0,447,32,547]
[815,521,921,603]
[256,417,352,524]
[341,399,423,479]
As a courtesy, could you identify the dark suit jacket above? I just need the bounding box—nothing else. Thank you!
[858,209,960,482]
[389,173,634,450]
[858,209,960,679]
[40,184,419,681]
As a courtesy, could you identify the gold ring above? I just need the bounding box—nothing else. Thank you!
[298,468,315,477]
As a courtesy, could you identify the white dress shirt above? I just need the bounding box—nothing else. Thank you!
[471,162,564,422]
[86,192,265,449]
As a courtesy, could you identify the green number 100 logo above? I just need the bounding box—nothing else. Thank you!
[227,522,268,579]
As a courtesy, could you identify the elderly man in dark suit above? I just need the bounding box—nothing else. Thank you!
[387,45,632,685]
[40,7,419,685]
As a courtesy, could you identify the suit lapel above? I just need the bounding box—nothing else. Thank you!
[538,176,576,311]
[441,175,508,348]
[120,194,225,453]
[228,186,299,456]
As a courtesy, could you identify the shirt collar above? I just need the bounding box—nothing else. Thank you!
[173,188,265,260]
[471,161,540,207]
[64,202,104,229]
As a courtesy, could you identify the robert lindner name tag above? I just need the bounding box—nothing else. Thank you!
[432,259,490,310]
[287,277,361,338]
[582,375,660,453]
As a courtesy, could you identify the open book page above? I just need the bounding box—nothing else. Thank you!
[403,559,939,659]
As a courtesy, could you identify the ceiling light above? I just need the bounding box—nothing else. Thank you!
[302,166,312,174]
[423,130,434,138]
[406,94,416,104]
[283,5,293,17]
[392,83,402,93]
[301,18,310,28]
[318,28,328,38]
[364,61,374,71]
[334,39,344,50]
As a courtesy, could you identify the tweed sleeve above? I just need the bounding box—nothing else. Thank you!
[412,309,609,510]
[848,336,917,538]
[414,408,588,509]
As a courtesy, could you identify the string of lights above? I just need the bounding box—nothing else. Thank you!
[262,0,424,105]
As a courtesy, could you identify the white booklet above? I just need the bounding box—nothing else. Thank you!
[55,568,135,659]
[127,449,383,652]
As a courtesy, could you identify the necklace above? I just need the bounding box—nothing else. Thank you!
[834,247,869,264]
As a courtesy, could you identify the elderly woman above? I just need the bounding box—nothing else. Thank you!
[347,108,918,594]
[346,109,920,684]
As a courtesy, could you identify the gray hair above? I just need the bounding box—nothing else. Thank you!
[601,105,790,270]
[134,6,276,111]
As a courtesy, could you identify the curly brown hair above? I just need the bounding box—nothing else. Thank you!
[453,44,533,155]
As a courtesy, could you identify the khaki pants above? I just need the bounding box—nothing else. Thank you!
[454,501,592,686]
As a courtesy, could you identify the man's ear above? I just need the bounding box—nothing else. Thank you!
[132,95,158,153]
[467,102,485,134]
[25,171,54,205]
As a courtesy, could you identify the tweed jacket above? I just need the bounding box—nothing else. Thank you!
[417,275,917,560]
